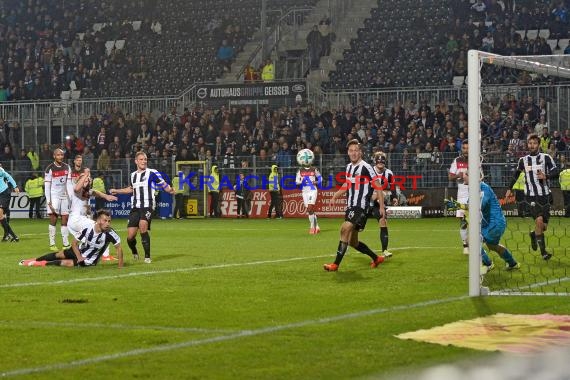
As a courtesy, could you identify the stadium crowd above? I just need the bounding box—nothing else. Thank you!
[1,94,569,189]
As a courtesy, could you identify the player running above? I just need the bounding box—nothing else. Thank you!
[371,152,398,258]
[110,152,175,263]
[295,158,321,234]
[0,164,19,242]
[44,148,72,251]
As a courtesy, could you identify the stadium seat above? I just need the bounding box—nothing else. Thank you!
[60,91,71,101]
[526,30,539,40]
[452,76,465,87]
[547,39,559,51]
[71,90,81,100]
[539,29,551,39]
[115,40,126,50]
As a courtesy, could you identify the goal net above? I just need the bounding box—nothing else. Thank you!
[174,161,208,218]
[467,51,570,296]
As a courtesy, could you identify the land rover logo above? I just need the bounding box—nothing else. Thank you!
[291,84,305,93]
[197,88,208,99]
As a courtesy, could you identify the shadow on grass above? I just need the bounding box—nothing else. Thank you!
[334,271,369,283]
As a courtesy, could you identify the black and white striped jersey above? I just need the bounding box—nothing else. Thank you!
[345,160,376,209]
[517,153,556,197]
[77,225,121,266]
[373,166,397,203]
[130,168,166,209]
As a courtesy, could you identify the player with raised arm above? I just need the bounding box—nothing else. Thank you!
[0,164,20,242]
[44,148,72,251]
[19,210,123,268]
[371,152,398,258]
[67,167,118,261]
[323,139,385,271]
[295,149,321,234]
[448,140,470,255]
[110,152,175,263]
[506,134,558,261]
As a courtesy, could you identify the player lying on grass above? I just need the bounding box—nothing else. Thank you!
[445,181,520,272]
[19,210,123,268]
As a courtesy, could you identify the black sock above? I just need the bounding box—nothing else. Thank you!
[380,227,389,251]
[536,234,547,255]
[127,238,138,255]
[36,252,58,261]
[141,232,151,259]
[355,242,378,260]
[0,218,14,236]
[334,241,348,265]
[46,260,62,266]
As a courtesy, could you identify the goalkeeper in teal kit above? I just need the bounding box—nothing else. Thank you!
[480,181,520,272]
[446,182,520,272]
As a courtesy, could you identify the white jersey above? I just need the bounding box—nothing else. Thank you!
[295,167,321,193]
[44,162,71,202]
[69,188,92,217]
[449,156,468,203]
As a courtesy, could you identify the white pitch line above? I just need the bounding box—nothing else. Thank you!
[1,247,454,289]
[0,320,234,334]
[0,295,468,378]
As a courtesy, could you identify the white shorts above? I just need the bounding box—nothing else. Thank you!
[302,190,318,207]
[67,214,94,238]
[456,196,468,218]
[47,197,70,215]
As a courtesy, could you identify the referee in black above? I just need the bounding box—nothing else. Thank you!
[506,134,558,261]
[323,139,385,271]
[110,152,175,263]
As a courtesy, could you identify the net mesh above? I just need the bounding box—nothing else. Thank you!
[476,52,570,295]
[175,161,207,218]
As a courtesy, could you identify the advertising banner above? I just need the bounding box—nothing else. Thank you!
[195,81,306,106]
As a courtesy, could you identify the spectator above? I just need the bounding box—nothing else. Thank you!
[83,146,95,170]
[217,40,235,73]
[307,25,323,70]
[261,58,274,82]
[97,149,111,172]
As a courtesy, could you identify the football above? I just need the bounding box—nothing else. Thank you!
[296,148,315,167]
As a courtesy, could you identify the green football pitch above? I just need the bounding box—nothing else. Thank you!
[0,217,569,379]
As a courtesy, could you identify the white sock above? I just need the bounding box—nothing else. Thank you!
[103,246,110,257]
[49,225,56,246]
[314,215,319,228]
[460,228,468,246]
[308,214,314,228]
[61,226,70,246]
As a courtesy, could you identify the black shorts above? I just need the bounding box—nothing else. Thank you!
[369,202,387,221]
[526,195,552,224]
[345,206,369,232]
[62,248,87,267]
[0,190,10,211]
[128,208,153,229]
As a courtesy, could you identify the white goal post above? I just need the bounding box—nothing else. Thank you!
[467,50,570,296]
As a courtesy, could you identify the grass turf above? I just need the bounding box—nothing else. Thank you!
[0,217,569,379]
